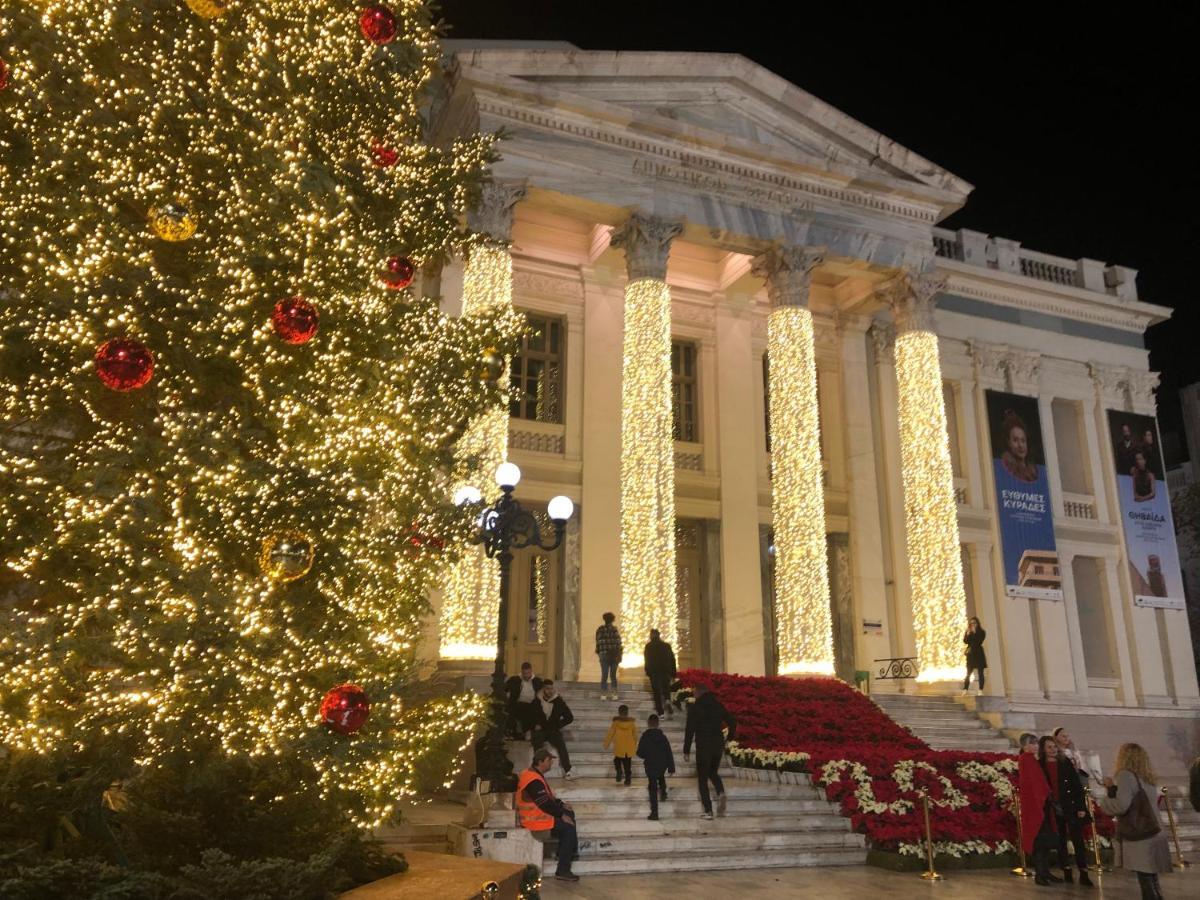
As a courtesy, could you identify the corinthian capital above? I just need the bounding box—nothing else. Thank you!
[609,213,684,281]
[751,244,825,309]
[882,270,946,335]
[467,180,528,244]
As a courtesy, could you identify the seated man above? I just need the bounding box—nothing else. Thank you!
[531,679,576,780]
[516,748,580,883]
[504,661,542,740]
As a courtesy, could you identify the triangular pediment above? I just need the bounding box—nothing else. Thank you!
[443,44,972,202]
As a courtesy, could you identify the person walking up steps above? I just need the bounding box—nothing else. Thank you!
[603,703,638,786]
[644,628,677,718]
[595,612,623,701]
[636,713,675,820]
[683,684,736,820]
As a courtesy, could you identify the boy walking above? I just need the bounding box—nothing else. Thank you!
[636,714,676,820]
[603,703,638,786]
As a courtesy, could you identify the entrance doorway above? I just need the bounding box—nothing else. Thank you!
[674,521,707,670]
[504,525,563,679]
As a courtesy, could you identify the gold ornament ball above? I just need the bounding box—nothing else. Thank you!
[260,530,315,582]
[480,348,504,383]
[149,202,197,242]
[186,0,230,18]
[480,882,500,900]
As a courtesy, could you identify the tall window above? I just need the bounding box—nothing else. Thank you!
[510,313,564,423]
[672,340,699,442]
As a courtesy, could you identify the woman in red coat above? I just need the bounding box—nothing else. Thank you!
[1018,732,1060,885]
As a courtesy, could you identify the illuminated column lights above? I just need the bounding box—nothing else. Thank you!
[611,214,684,669]
[753,246,835,676]
[888,272,969,683]
[439,182,526,660]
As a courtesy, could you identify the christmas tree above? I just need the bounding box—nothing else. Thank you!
[0,0,515,872]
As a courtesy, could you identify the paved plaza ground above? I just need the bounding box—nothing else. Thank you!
[541,864,1198,898]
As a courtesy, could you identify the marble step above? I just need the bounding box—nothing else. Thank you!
[560,796,836,819]
[575,827,863,856]
[575,812,852,835]
[565,845,866,875]
[553,777,813,800]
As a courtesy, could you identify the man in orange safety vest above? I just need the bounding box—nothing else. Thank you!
[516,748,580,882]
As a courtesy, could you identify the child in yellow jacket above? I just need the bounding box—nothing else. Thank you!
[604,704,639,785]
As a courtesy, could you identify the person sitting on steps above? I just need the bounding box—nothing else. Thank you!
[531,679,577,780]
[504,661,543,740]
[516,748,581,884]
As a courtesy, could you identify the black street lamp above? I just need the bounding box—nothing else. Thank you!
[457,462,574,789]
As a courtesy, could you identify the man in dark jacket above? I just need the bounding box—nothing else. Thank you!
[504,662,543,739]
[644,629,677,717]
[531,679,576,780]
[682,684,736,820]
[636,713,676,820]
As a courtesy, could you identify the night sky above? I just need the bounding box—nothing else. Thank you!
[437,3,1198,459]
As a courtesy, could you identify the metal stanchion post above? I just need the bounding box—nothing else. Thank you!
[1084,792,1110,874]
[1010,790,1033,877]
[1161,786,1191,870]
[918,790,943,881]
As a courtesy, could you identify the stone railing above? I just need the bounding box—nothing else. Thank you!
[674,442,704,472]
[931,226,1138,301]
[1062,492,1098,520]
[508,422,565,456]
[1166,465,1194,492]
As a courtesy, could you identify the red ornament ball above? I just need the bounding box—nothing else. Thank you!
[0,58,9,92]
[271,296,319,344]
[359,5,397,45]
[320,683,371,735]
[369,139,398,168]
[94,338,154,391]
[380,256,415,290]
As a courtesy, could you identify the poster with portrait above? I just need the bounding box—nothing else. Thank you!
[986,390,1062,600]
[1106,411,1185,610]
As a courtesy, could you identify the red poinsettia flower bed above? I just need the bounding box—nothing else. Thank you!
[677,669,1114,856]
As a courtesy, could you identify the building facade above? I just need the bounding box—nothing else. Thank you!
[423,44,1200,751]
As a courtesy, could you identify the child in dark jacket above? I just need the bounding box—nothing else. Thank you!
[635,714,676,820]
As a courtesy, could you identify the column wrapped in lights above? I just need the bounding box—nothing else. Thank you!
[753,246,835,676]
[439,182,527,660]
[887,272,969,683]
[610,214,684,669]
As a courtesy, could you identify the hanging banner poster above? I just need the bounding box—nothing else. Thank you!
[986,391,1062,600]
[1106,411,1185,610]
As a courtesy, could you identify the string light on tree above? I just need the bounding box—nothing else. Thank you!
[610,214,684,670]
[0,0,514,830]
[886,271,969,683]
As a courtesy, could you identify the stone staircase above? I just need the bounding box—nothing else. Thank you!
[376,821,453,856]
[511,681,867,875]
[871,692,1014,752]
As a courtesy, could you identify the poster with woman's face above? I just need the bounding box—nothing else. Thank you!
[985,391,1061,600]
[1106,411,1184,609]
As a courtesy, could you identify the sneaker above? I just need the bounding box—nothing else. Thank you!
[624,780,632,786]
[647,813,659,821]
[716,793,727,817]
[1062,870,1073,884]
[699,811,714,820]
[615,776,623,784]
[555,872,580,883]
[599,691,608,700]
[563,770,577,780]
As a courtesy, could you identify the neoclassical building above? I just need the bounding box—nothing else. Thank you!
[421,43,1199,756]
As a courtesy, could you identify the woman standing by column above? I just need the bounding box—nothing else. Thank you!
[962,617,987,693]
[1097,743,1172,899]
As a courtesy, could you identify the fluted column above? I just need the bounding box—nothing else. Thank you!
[886,272,969,683]
[610,213,683,668]
[439,181,526,660]
[752,246,834,675]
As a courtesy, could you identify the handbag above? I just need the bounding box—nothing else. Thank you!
[1116,775,1162,842]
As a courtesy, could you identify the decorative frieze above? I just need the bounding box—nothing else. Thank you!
[509,427,566,456]
[512,269,585,301]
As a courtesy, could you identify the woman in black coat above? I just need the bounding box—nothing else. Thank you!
[963,617,987,691]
